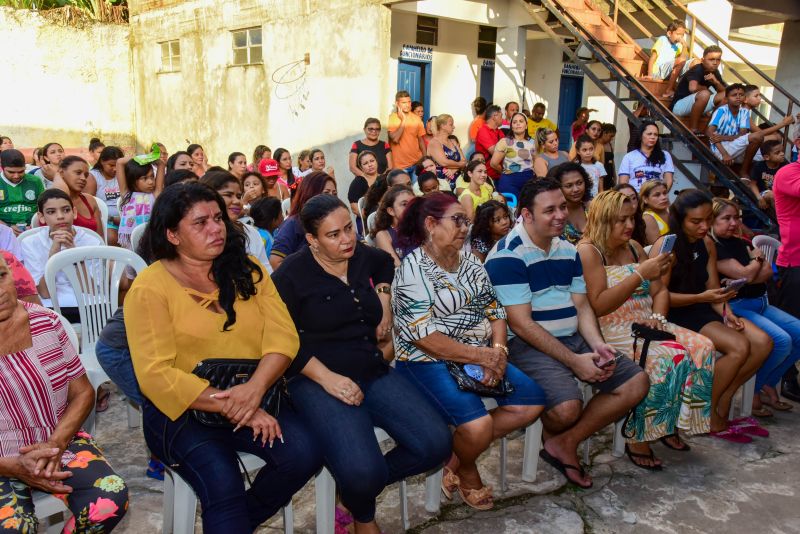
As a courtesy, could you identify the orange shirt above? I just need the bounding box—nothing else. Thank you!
[469,116,485,142]
[388,112,426,169]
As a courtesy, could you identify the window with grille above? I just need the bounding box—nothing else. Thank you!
[416,16,438,46]
[231,27,263,65]
[477,25,497,60]
[159,40,180,72]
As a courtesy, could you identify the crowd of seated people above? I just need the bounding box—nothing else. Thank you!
[1,81,800,533]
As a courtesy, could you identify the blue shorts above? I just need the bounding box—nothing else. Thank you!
[394,360,546,426]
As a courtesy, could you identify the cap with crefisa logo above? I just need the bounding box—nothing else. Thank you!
[258,159,280,177]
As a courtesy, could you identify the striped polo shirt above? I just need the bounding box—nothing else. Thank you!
[485,225,586,338]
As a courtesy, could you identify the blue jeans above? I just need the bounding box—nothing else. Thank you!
[496,169,534,200]
[730,294,800,390]
[95,340,143,405]
[403,164,417,183]
[287,370,451,523]
[142,399,322,533]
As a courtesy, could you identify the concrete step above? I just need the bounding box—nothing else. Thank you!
[570,8,602,26]
[601,41,637,59]
[586,24,618,43]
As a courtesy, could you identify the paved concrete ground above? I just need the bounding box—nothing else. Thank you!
[91,386,800,534]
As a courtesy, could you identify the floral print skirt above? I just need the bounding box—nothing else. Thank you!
[0,431,128,533]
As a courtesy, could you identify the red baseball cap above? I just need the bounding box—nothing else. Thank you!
[258,158,280,177]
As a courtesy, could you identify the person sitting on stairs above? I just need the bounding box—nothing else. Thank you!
[706,83,765,175]
[644,19,694,99]
[671,45,727,135]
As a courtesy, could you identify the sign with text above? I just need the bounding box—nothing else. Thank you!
[482,59,495,68]
[400,44,433,63]
[561,63,583,77]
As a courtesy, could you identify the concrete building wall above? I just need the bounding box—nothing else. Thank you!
[129,0,392,195]
[771,20,800,126]
[522,37,563,116]
[0,7,134,149]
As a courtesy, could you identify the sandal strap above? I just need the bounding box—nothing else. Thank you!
[463,485,493,503]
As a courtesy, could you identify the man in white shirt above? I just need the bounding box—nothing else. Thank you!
[21,189,103,320]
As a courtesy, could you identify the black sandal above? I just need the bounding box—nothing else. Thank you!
[539,448,593,489]
[625,444,663,471]
[659,433,691,452]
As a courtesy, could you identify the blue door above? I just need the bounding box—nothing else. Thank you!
[398,60,431,120]
[479,64,494,104]
[556,75,584,151]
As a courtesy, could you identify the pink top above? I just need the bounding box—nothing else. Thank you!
[775,161,800,267]
[0,302,85,457]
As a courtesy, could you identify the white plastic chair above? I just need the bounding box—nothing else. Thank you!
[31,213,42,228]
[315,428,407,532]
[753,235,780,265]
[130,222,147,255]
[45,246,148,434]
[366,212,377,235]
[356,197,367,235]
[281,197,291,217]
[581,383,626,462]
[91,195,109,244]
[163,452,293,534]
[17,226,46,244]
[729,376,756,419]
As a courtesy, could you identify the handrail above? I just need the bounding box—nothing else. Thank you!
[532,0,776,230]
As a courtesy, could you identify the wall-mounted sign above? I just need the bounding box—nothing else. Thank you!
[482,59,495,68]
[561,63,583,77]
[400,44,433,63]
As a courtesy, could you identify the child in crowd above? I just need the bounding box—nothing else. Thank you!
[21,188,103,320]
[370,184,415,267]
[242,171,267,214]
[646,19,689,98]
[294,149,313,179]
[573,134,607,198]
[34,142,65,189]
[640,179,671,245]
[116,152,165,249]
[600,123,617,189]
[570,107,595,142]
[0,149,44,235]
[749,139,787,210]
[58,156,104,237]
[707,84,764,170]
[249,196,283,258]
[739,85,796,177]
[90,146,124,245]
[469,199,512,262]
[258,158,290,201]
[417,171,442,195]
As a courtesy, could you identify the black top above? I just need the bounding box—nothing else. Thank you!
[347,176,370,204]
[669,238,709,294]
[272,243,394,380]
[750,160,787,192]
[672,64,725,110]
[714,236,767,299]
[350,140,392,175]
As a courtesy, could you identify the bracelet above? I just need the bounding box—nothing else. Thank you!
[632,269,646,284]
[493,343,509,357]
[649,312,669,327]
[375,285,391,295]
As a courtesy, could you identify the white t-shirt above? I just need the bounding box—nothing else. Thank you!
[20,226,104,308]
[242,223,270,272]
[581,162,606,198]
[90,169,120,219]
[33,168,56,190]
[618,150,675,192]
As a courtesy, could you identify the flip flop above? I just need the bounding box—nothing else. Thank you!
[539,448,593,489]
[441,466,460,501]
[750,406,774,418]
[659,433,691,452]
[759,392,793,411]
[95,387,111,413]
[625,444,663,471]
[457,484,494,511]
[709,428,752,444]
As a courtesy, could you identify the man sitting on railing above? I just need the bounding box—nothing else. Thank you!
[671,45,727,135]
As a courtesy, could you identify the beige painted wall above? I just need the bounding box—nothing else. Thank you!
[0,7,134,150]
[129,0,392,196]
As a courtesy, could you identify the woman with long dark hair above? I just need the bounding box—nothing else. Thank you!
[186,143,209,177]
[370,184,415,266]
[549,162,592,245]
[269,171,337,270]
[273,147,297,193]
[490,112,536,198]
[656,189,771,443]
[125,182,322,532]
[619,121,674,192]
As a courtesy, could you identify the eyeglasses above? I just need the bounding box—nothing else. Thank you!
[441,214,471,228]
[366,127,381,132]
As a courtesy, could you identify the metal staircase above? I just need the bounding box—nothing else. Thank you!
[523,0,799,231]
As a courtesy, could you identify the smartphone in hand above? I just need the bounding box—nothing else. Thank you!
[722,277,748,293]
[597,350,625,369]
[659,234,677,255]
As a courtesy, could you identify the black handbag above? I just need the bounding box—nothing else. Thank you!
[621,322,677,439]
[190,358,287,428]
[445,361,515,397]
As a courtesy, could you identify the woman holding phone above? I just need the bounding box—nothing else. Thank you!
[656,190,772,443]
[579,191,714,470]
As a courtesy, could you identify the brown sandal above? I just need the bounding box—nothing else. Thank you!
[441,467,460,500]
[457,484,494,511]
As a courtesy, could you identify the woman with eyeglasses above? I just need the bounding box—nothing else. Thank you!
[200,171,270,269]
[349,118,393,177]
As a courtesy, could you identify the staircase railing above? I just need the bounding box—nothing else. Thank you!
[526,0,776,230]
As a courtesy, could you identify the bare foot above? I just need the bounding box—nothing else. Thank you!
[353,520,381,534]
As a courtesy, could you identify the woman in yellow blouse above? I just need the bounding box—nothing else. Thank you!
[125,182,322,533]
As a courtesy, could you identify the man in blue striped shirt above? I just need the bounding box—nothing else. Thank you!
[485,178,647,488]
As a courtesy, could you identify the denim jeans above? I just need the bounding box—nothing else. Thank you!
[287,369,451,523]
[142,399,322,533]
[95,340,143,405]
[730,294,800,390]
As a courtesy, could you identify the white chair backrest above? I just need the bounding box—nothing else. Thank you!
[91,195,109,244]
[45,246,147,354]
[367,212,377,234]
[17,226,46,244]
[643,244,653,256]
[130,222,147,256]
[56,312,80,354]
[752,235,781,265]
[356,197,367,233]
[281,198,291,217]
[31,213,41,228]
